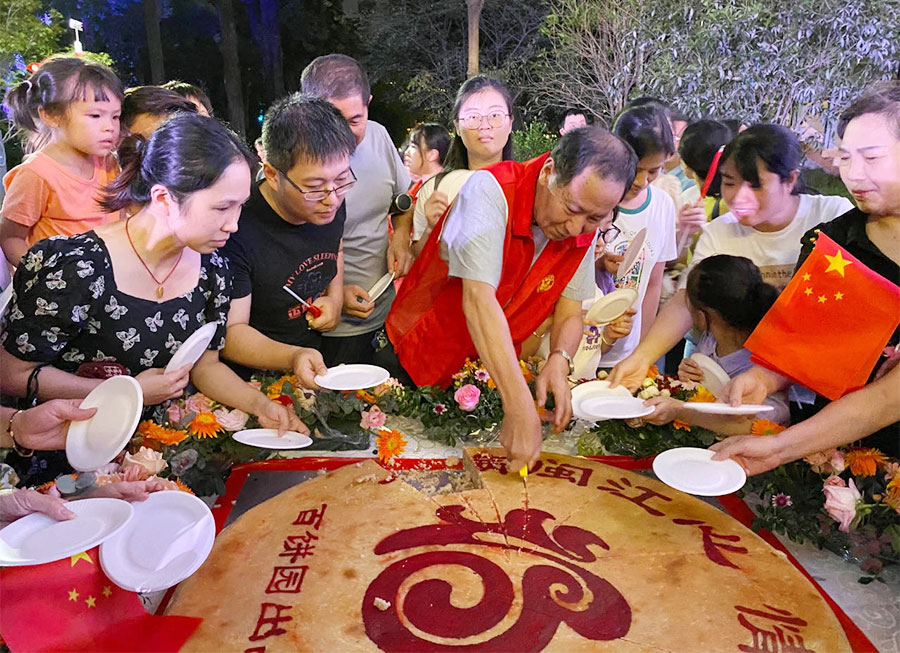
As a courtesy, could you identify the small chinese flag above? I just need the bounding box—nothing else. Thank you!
[745,232,900,400]
[0,546,201,652]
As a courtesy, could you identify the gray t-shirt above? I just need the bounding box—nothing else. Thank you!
[440,170,595,301]
[327,120,411,337]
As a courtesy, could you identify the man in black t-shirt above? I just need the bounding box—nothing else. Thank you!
[222,94,357,384]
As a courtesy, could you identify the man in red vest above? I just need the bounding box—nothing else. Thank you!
[385,127,637,471]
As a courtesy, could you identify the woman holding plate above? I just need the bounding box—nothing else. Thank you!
[0,114,307,483]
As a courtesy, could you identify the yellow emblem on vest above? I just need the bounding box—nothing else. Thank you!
[537,275,555,292]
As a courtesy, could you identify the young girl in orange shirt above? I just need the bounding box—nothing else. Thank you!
[1,56,123,267]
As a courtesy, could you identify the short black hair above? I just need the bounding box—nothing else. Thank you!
[551,125,637,192]
[122,86,197,129]
[300,54,370,101]
[626,96,690,124]
[838,81,900,139]
[679,119,734,197]
[262,93,356,171]
[409,122,451,164]
[721,124,801,190]
[162,80,213,115]
[613,105,676,159]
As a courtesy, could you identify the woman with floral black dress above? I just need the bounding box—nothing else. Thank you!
[1,114,311,483]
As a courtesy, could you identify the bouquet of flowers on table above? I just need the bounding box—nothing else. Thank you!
[746,446,900,576]
[133,374,370,496]
[576,366,725,458]
[368,358,543,447]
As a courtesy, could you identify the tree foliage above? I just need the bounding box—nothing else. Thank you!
[530,0,900,141]
[0,0,65,75]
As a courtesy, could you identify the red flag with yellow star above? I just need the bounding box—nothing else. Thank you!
[745,232,900,400]
[0,546,201,652]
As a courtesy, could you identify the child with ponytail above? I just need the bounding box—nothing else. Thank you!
[0,57,124,267]
[642,255,790,432]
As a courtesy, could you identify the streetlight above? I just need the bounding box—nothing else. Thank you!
[68,18,83,54]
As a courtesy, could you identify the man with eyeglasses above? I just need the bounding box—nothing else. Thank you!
[219,94,353,384]
[386,127,637,472]
[301,55,412,368]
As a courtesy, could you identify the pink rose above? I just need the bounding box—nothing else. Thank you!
[213,408,249,431]
[185,393,213,414]
[823,477,861,533]
[167,404,184,425]
[823,474,845,487]
[831,450,845,473]
[360,405,387,430]
[454,384,481,411]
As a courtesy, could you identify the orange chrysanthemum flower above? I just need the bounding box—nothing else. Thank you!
[673,419,692,431]
[356,390,377,404]
[845,448,888,477]
[884,476,900,511]
[750,419,786,436]
[187,412,224,439]
[173,478,195,495]
[137,419,163,439]
[688,386,717,403]
[376,428,407,463]
[646,364,660,379]
[519,360,534,383]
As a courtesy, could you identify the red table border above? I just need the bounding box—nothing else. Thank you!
[167,455,875,652]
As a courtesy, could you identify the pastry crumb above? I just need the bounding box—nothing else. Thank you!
[373,597,391,611]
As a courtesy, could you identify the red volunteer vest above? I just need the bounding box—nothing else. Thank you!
[385,153,593,387]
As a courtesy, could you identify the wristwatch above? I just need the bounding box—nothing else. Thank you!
[550,349,574,376]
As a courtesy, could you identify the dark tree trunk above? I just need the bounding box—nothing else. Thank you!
[259,0,284,98]
[144,0,165,83]
[216,0,246,136]
[243,0,284,100]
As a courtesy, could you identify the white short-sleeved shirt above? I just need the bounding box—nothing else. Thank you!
[439,171,595,301]
[682,194,854,291]
[600,187,678,365]
[412,169,474,241]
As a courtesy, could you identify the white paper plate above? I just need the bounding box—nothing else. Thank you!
[232,429,313,450]
[367,272,395,302]
[572,387,654,421]
[584,288,638,325]
[617,227,647,278]
[653,447,747,496]
[164,321,218,374]
[0,283,13,322]
[315,364,390,391]
[100,491,214,593]
[0,498,133,567]
[66,375,143,472]
[680,402,775,416]
[688,353,732,397]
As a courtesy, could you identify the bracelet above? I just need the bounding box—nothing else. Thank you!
[8,409,34,458]
[600,331,614,347]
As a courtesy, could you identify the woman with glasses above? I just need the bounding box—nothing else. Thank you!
[411,76,515,256]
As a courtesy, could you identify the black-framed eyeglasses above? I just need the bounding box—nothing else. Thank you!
[599,208,621,244]
[276,167,357,202]
[456,112,510,130]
